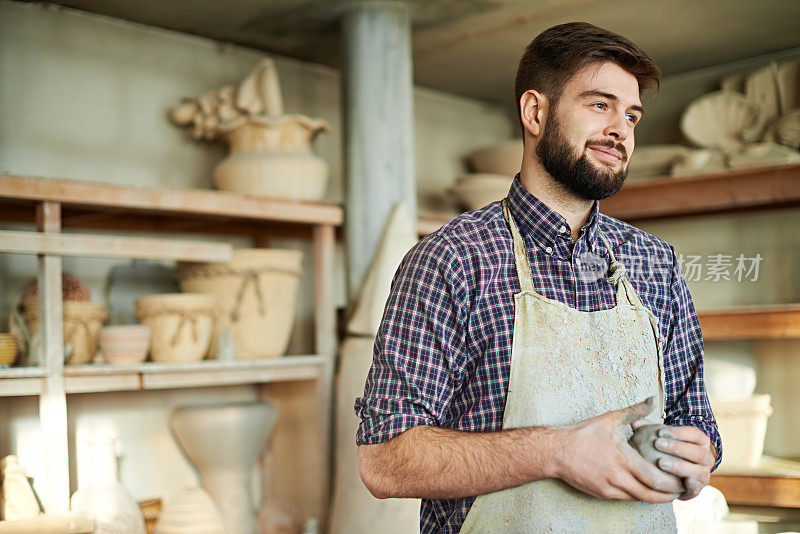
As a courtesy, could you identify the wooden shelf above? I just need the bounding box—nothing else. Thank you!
[601,163,800,222]
[0,174,343,235]
[698,304,800,341]
[0,356,326,396]
[712,457,800,508]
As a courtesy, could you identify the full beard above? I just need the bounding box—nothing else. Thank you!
[536,114,629,200]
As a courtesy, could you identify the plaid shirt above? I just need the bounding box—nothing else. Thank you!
[355,175,721,533]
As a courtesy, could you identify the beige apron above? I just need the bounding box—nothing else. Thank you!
[460,200,676,533]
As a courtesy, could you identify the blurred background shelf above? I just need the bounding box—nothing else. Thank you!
[712,457,800,508]
[698,304,800,341]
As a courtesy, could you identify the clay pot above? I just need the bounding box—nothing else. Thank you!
[466,140,523,176]
[176,249,303,359]
[710,394,773,469]
[98,325,151,365]
[169,402,277,534]
[135,294,215,363]
[0,334,18,366]
[155,487,224,534]
[213,115,330,201]
[450,173,512,211]
[23,302,107,365]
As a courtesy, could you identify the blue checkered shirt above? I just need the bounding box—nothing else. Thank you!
[355,175,722,533]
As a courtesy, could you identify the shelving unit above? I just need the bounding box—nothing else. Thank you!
[0,173,341,523]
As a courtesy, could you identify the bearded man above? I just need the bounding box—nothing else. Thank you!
[355,21,721,533]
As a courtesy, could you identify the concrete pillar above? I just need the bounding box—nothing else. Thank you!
[341,0,416,304]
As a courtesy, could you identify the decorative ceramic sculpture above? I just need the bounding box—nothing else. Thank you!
[670,148,727,177]
[627,144,690,180]
[450,173,512,211]
[169,59,331,201]
[22,302,107,365]
[727,142,800,169]
[98,325,151,364]
[330,203,421,533]
[745,62,781,125]
[135,294,215,362]
[680,91,765,151]
[176,249,303,359]
[169,402,277,534]
[154,487,224,534]
[0,456,42,521]
[70,436,146,534]
[466,140,523,176]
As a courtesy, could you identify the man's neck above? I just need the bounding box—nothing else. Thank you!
[519,161,595,243]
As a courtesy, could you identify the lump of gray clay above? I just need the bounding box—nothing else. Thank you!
[628,424,682,476]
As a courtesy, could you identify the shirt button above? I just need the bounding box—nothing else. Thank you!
[559,225,567,233]
[545,246,553,254]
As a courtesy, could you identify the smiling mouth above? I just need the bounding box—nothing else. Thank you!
[588,146,624,162]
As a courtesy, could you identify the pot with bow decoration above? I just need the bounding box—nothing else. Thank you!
[134,293,215,362]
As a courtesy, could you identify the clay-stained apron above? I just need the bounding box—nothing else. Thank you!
[459,200,676,533]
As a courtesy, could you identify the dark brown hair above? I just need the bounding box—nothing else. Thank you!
[514,22,661,134]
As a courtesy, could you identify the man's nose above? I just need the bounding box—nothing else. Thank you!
[603,113,631,141]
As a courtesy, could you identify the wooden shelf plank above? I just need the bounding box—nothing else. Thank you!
[712,473,800,508]
[698,304,800,340]
[0,377,43,396]
[0,174,343,227]
[0,230,232,262]
[601,164,800,222]
[0,367,47,379]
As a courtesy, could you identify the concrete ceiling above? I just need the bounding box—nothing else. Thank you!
[36,0,800,105]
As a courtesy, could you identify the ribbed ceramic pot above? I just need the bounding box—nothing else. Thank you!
[134,294,215,362]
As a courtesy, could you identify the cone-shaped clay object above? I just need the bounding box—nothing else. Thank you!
[331,202,421,533]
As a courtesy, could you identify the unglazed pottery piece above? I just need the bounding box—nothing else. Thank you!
[670,148,727,177]
[70,436,146,534]
[727,142,800,169]
[98,325,151,364]
[772,108,800,148]
[135,294,215,362]
[680,91,764,151]
[627,144,690,179]
[777,58,800,114]
[1,456,42,521]
[169,402,277,534]
[23,302,107,365]
[450,173,512,211]
[154,487,224,534]
[0,334,18,366]
[176,249,303,359]
[709,394,773,468]
[745,62,781,125]
[628,424,680,469]
[466,140,523,176]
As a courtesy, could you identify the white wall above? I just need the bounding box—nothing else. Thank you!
[0,0,513,504]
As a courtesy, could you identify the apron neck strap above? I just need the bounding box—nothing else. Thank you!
[502,199,535,292]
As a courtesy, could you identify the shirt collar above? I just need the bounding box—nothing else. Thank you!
[506,173,600,254]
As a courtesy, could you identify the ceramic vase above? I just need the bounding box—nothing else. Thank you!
[169,401,277,534]
[70,436,146,534]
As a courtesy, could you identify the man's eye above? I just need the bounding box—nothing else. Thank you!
[592,102,607,110]
[627,114,639,123]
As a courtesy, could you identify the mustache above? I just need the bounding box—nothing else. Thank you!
[586,139,628,161]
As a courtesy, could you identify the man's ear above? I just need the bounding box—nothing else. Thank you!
[519,90,548,141]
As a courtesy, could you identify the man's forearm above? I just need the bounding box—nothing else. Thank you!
[358,424,560,500]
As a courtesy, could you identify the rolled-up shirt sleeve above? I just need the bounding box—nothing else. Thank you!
[662,245,723,471]
[355,234,469,446]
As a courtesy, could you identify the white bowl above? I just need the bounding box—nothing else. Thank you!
[466,140,523,176]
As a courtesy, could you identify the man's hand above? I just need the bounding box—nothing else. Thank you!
[554,397,684,503]
[638,424,715,500]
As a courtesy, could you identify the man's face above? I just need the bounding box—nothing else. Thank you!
[535,62,643,200]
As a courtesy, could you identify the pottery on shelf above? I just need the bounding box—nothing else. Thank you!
[1,456,42,521]
[22,301,107,365]
[450,173,512,211]
[135,294,215,363]
[0,334,18,366]
[777,59,800,114]
[169,401,277,534]
[176,249,303,359]
[98,325,151,364]
[770,108,800,148]
[680,90,765,151]
[104,261,179,326]
[465,140,523,176]
[745,62,781,125]
[709,394,773,469]
[727,142,800,169]
[670,148,727,177]
[70,436,146,534]
[627,144,690,180]
[154,487,224,534]
[170,58,331,201]
[18,272,91,308]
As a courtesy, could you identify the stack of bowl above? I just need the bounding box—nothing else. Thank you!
[98,325,151,365]
[451,140,522,211]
